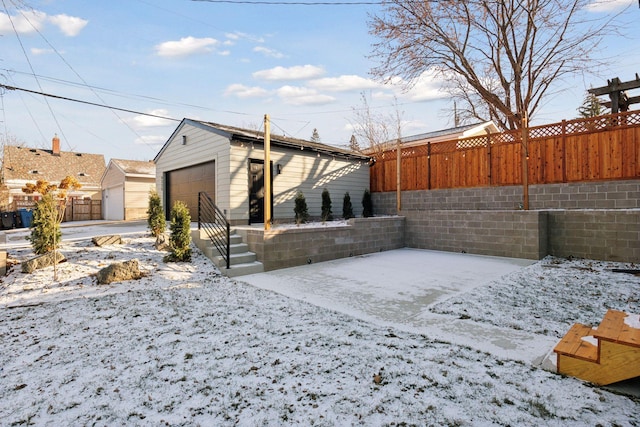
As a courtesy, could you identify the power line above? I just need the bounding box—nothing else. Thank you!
[191,0,381,4]
[0,84,182,122]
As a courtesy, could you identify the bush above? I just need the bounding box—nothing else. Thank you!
[147,190,166,237]
[294,191,309,224]
[321,188,333,222]
[362,189,373,218]
[28,193,61,255]
[342,192,354,219]
[164,201,192,262]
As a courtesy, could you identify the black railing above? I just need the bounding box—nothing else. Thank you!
[198,192,230,270]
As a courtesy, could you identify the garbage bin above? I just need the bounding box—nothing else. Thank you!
[18,209,33,228]
[1,212,12,229]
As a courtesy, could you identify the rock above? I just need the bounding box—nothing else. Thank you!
[96,259,141,284]
[92,235,122,247]
[154,233,170,251]
[22,251,66,274]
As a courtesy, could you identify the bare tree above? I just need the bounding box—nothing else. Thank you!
[369,0,621,131]
[350,91,404,155]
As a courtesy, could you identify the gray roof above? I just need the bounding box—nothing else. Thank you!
[2,145,105,187]
[155,119,371,162]
[111,159,155,177]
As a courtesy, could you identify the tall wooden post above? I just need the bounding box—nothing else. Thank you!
[396,139,401,212]
[521,112,530,210]
[264,114,272,231]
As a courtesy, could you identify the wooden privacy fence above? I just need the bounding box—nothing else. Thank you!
[370,110,640,192]
[13,198,102,222]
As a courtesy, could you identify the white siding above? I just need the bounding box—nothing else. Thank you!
[123,178,155,220]
[229,143,370,221]
[101,164,125,220]
[155,122,231,217]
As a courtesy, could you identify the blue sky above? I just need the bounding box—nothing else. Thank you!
[0,0,638,162]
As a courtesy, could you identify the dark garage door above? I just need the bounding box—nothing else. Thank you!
[166,161,215,220]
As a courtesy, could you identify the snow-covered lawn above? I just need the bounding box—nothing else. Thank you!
[1,227,639,426]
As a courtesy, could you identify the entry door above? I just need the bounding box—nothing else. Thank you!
[248,159,272,224]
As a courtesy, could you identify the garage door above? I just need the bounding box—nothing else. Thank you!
[166,161,215,220]
[104,186,124,221]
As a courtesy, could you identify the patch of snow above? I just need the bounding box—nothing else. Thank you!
[0,223,638,425]
[581,335,599,346]
[625,313,640,329]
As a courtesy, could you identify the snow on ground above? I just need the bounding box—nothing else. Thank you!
[431,256,640,339]
[0,223,639,426]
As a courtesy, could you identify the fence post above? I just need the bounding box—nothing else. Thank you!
[427,142,432,190]
[561,120,567,183]
[486,129,492,185]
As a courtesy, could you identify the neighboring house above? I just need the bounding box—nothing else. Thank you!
[371,121,500,154]
[101,159,156,221]
[398,121,500,149]
[154,119,371,225]
[1,135,106,210]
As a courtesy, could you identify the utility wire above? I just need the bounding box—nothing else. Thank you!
[0,84,182,122]
[191,0,381,4]
[2,0,71,149]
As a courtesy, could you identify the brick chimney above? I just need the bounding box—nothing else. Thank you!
[52,134,60,156]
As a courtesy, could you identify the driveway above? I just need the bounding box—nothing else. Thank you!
[239,248,559,367]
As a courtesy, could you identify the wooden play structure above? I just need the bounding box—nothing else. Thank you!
[554,309,640,385]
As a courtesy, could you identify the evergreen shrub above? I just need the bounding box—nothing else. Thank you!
[147,190,166,237]
[321,188,333,222]
[164,201,192,262]
[342,192,354,219]
[362,189,373,218]
[294,192,309,224]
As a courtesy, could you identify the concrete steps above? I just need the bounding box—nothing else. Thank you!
[191,228,264,277]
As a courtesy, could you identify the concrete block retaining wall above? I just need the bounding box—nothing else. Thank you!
[372,180,639,263]
[373,180,640,213]
[404,210,548,260]
[239,217,405,271]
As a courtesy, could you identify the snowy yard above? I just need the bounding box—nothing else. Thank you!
[0,225,639,426]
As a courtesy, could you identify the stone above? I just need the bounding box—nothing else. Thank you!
[92,235,122,247]
[154,233,170,251]
[0,251,6,276]
[96,259,141,285]
[22,251,66,274]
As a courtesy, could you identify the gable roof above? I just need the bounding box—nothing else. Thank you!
[154,118,370,162]
[2,145,106,188]
[110,159,155,177]
[399,121,499,148]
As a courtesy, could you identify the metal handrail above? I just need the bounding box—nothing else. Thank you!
[198,192,230,270]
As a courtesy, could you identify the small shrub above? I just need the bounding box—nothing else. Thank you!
[28,193,61,255]
[362,189,373,218]
[321,188,333,222]
[147,190,166,237]
[342,192,354,219]
[294,192,309,224]
[164,201,192,262]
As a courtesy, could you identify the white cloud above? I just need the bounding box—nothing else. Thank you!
[48,14,88,37]
[129,110,175,128]
[224,83,270,99]
[155,36,219,57]
[30,47,55,55]
[0,10,86,36]
[253,46,284,59]
[386,70,447,102]
[253,65,325,81]
[585,0,634,12]
[225,31,264,43]
[276,85,335,106]
[309,75,379,92]
[0,10,46,35]
[134,135,167,146]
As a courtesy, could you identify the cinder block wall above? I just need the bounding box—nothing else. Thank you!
[373,180,640,214]
[404,210,548,260]
[372,180,639,262]
[240,217,405,271]
[548,210,640,262]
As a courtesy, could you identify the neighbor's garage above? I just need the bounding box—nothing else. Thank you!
[165,161,215,220]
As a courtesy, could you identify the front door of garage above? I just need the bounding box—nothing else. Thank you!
[249,159,272,224]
